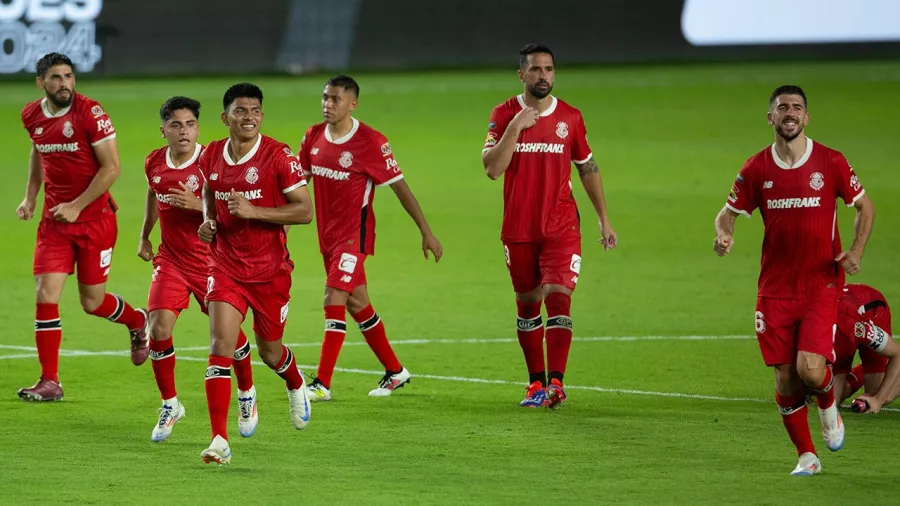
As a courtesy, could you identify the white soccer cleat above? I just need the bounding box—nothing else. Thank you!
[151,400,185,442]
[790,452,821,476]
[368,367,411,397]
[306,378,331,402]
[200,435,232,465]
[237,386,259,438]
[818,404,845,451]
[287,379,311,430]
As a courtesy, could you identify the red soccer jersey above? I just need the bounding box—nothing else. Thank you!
[482,95,592,242]
[726,138,865,298]
[298,118,403,255]
[199,134,306,280]
[834,283,892,371]
[145,143,208,276]
[22,93,118,222]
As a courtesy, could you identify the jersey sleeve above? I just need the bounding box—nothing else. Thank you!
[82,100,117,146]
[833,152,865,207]
[276,146,307,194]
[482,105,511,154]
[725,158,760,218]
[298,127,313,177]
[572,112,592,164]
[367,133,404,187]
[849,320,892,354]
[144,153,152,184]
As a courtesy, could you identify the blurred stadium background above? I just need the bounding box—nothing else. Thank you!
[2,1,899,504]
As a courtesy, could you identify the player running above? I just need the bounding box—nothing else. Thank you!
[197,83,313,465]
[714,85,876,475]
[16,52,149,402]
[481,44,617,409]
[298,75,443,401]
[139,96,258,442]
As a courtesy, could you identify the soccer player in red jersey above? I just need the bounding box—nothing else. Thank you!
[481,44,617,409]
[197,83,313,465]
[139,96,257,442]
[15,52,149,402]
[714,85,876,475]
[298,75,443,401]
[831,284,899,413]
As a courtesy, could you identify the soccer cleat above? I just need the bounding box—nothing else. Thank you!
[306,378,332,402]
[818,404,845,451]
[200,435,232,465]
[546,378,567,409]
[520,381,548,408]
[368,367,411,397]
[17,378,63,402]
[130,308,150,366]
[151,401,186,442]
[790,452,821,476]
[237,386,259,437]
[287,378,311,430]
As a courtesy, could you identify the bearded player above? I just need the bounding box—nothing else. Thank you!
[16,52,149,402]
[481,44,617,409]
[714,85,876,475]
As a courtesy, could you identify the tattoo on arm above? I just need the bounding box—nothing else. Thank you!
[576,158,600,176]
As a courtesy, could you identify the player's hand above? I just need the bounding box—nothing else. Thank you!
[600,220,617,250]
[137,238,155,262]
[165,182,202,211]
[714,234,734,256]
[422,233,443,263]
[854,395,882,414]
[835,250,861,275]
[49,201,81,223]
[227,189,256,219]
[16,198,35,220]
[511,106,540,132]
[198,219,217,243]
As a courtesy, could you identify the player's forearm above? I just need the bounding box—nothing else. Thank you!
[483,126,521,180]
[873,359,900,406]
[850,198,875,257]
[578,163,611,225]
[202,183,216,222]
[251,202,312,225]
[140,189,159,240]
[24,147,43,201]
[73,163,119,211]
[715,207,737,237]
[391,179,434,237]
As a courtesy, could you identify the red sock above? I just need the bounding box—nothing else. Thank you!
[35,303,62,383]
[812,367,836,410]
[352,304,401,372]
[272,346,304,390]
[205,355,232,440]
[545,292,573,384]
[516,300,546,386]
[232,330,254,392]
[775,390,817,456]
[150,336,176,400]
[846,364,865,397]
[316,305,347,388]
[89,293,145,330]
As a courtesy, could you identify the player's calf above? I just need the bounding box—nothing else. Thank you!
[83,290,150,365]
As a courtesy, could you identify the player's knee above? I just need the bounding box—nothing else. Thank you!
[796,356,827,387]
[515,286,542,304]
[323,287,349,307]
[34,278,62,304]
[257,346,281,368]
[149,316,174,341]
[78,292,104,313]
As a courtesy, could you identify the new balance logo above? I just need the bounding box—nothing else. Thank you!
[763,181,774,189]
[340,275,352,283]
[514,142,564,154]
[767,197,820,209]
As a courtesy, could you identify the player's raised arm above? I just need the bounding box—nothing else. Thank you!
[483,107,539,180]
[51,138,121,223]
[138,188,158,261]
[389,179,443,262]
[853,325,899,414]
[17,145,43,220]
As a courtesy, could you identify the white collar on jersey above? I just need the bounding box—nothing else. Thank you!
[771,137,813,170]
[223,134,262,166]
[166,143,202,169]
[40,97,72,118]
[325,117,360,145]
[517,94,557,117]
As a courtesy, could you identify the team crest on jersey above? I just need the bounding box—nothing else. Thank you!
[152,176,161,184]
[339,151,353,168]
[91,105,104,117]
[556,122,569,139]
[245,167,259,184]
[62,121,74,138]
[186,175,200,192]
[809,172,824,191]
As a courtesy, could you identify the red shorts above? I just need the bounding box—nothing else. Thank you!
[323,251,367,293]
[147,256,208,315]
[755,286,838,366]
[33,217,117,285]
[206,267,292,342]
[503,237,581,293]
[833,308,892,375]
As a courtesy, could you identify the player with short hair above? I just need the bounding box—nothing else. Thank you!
[714,85,876,475]
[16,52,149,402]
[139,96,258,443]
[197,83,313,465]
[831,283,899,413]
[299,74,443,401]
[481,43,617,409]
